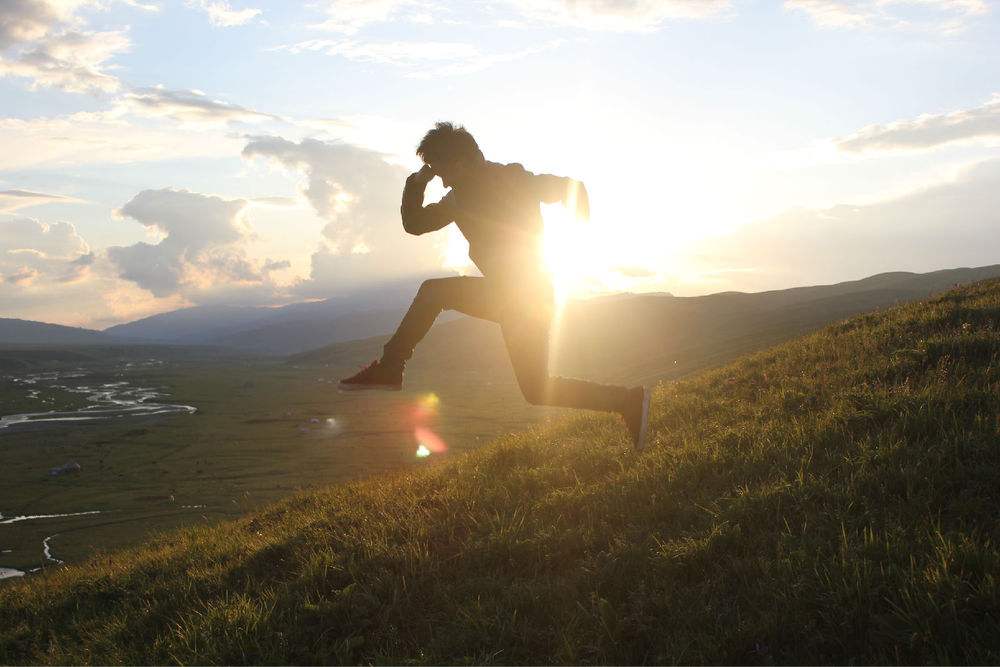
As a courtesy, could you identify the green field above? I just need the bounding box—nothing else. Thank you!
[1,278,998,664]
[0,348,564,574]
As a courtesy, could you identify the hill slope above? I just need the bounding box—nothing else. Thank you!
[0,318,110,345]
[2,279,999,664]
[291,264,1000,388]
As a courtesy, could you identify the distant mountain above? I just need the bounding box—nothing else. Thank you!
[103,304,274,345]
[103,280,425,355]
[291,264,1000,387]
[0,318,110,346]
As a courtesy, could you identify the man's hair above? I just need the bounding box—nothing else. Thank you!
[416,122,484,164]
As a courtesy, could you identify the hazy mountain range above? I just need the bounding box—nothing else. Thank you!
[3,265,999,359]
[291,265,1000,387]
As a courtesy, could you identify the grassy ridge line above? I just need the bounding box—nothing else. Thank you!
[3,280,1000,664]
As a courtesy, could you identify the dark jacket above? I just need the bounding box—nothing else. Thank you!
[401,161,575,280]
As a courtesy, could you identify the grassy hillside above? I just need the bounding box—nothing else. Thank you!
[3,279,999,664]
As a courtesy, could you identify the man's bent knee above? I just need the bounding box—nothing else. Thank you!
[517,374,550,406]
[415,278,449,305]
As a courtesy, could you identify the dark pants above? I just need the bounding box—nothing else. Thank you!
[382,276,628,413]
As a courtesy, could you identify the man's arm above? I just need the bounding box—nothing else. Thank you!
[530,171,590,222]
[401,165,454,235]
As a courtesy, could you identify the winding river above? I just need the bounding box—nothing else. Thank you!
[1,371,196,431]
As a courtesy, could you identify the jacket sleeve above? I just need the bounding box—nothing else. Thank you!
[401,174,455,235]
[517,164,589,220]
[512,163,575,204]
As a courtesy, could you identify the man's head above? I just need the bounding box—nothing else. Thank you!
[416,122,485,188]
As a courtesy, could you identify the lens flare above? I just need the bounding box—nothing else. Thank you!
[415,444,431,458]
[412,392,440,419]
[414,425,447,455]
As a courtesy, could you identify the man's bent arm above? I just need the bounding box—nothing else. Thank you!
[401,170,453,235]
[532,172,590,222]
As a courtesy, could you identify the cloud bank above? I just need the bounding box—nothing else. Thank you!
[0,0,131,93]
[699,158,1000,291]
[242,136,448,296]
[836,94,1000,153]
[784,0,989,32]
[0,216,92,287]
[107,188,286,304]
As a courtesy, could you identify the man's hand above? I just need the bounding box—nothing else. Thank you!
[408,164,435,185]
[572,180,590,223]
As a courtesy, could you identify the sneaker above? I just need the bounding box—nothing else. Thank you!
[621,386,651,451]
[338,359,403,391]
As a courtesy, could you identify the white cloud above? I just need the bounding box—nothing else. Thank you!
[409,39,564,78]
[123,86,280,125]
[186,0,261,27]
[242,136,448,295]
[0,28,129,92]
[784,0,989,32]
[310,0,436,34]
[835,94,1000,153]
[269,37,564,77]
[107,188,286,303]
[0,109,242,169]
[697,158,1000,291]
[506,0,731,30]
[0,216,92,287]
[270,38,479,65]
[0,1,139,93]
[0,0,65,49]
[0,189,80,212]
[306,0,728,33]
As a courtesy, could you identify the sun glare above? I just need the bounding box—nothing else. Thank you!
[542,203,605,303]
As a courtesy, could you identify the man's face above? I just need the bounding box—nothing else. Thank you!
[428,156,464,189]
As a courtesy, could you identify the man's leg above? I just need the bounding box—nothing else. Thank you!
[381,276,499,367]
[501,314,650,449]
[500,313,629,413]
[341,276,499,391]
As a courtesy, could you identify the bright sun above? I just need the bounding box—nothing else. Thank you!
[542,202,608,303]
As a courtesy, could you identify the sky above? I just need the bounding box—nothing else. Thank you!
[0,0,998,329]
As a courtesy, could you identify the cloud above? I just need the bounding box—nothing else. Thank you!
[0,109,243,169]
[0,216,92,286]
[784,0,989,32]
[0,0,63,49]
[186,0,261,27]
[0,27,129,92]
[0,1,135,93]
[310,0,437,34]
[505,0,731,30]
[242,136,447,295]
[408,40,563,78]
[123,86,280,125]
[107,188,286,303]
[269,38,479,65]
[835,94,1000,153]
[0,189,80,212]
[308,0,730,33]
[697,158,1000,291]
[269,37,564,77]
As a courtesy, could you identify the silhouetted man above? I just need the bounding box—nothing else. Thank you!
[340,122,650,450]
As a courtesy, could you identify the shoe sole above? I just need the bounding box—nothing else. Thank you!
[636,387,651,451]
[338,382,402,392]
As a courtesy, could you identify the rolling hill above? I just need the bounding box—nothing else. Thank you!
[292,264,1000,387]
[2,278,998,664]
[0,318,110,346]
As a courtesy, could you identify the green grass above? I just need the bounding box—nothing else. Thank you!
[2,279,999,664]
